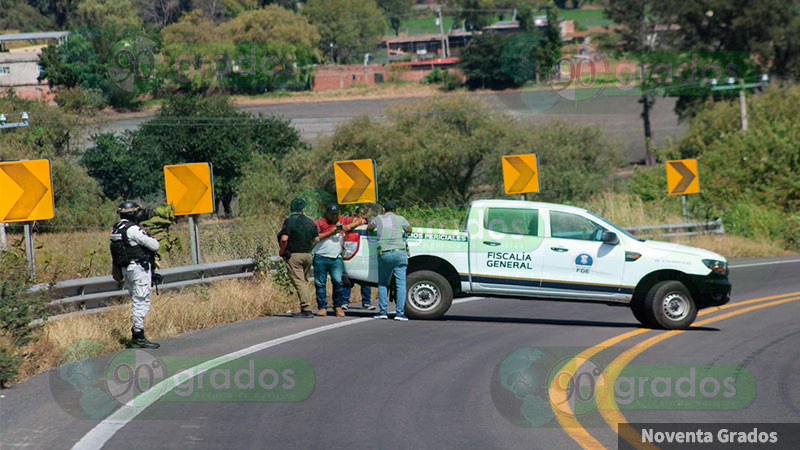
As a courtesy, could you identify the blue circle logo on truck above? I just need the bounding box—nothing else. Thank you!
[575,254,593,266]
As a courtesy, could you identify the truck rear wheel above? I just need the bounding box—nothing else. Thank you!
[405,270,453,320]
[644,280,697,330]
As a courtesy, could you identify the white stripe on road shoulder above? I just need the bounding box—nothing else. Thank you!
[729,259,800,269]
[72,318,372,450]
[453,296,484,304]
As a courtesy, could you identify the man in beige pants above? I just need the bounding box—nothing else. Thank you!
[279,198,319,318]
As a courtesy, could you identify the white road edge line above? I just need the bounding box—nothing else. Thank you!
[729,259,800,269]
[72,296,487,449]
[71,318,371,450]
[453,296,483,304]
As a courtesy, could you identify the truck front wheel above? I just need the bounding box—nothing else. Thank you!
[405,270,453,320]
[644,280,697,330]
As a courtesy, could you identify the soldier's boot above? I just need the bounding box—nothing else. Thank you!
[130,328,160,349]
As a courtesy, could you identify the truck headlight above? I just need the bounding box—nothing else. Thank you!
[702,259,728,275]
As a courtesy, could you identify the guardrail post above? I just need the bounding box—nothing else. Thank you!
[189,215,201,265]
[24,221,36,280]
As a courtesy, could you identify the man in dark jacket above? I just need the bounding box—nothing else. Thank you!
[279,198,319,318]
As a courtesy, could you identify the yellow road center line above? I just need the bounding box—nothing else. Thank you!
[550,290,800,450]
[598,296,800,450]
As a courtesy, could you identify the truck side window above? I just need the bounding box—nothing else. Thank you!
[550,211,605,241]
[484,208,540,236]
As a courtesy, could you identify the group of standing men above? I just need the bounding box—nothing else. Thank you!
[278,198,412,321]
[109,196,412,350]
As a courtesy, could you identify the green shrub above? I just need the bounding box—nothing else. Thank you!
[722,200,796,243]
[0,250,48,347]
[422,68,461,91]
[0,347,22,388]
[54,86,105,113]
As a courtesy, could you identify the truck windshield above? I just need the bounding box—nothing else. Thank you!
[587,211,645,242]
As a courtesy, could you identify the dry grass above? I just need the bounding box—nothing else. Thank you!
[12,275,297,382]
[579,192,793,258]
[673,234,793,259]
[25,215,283,282]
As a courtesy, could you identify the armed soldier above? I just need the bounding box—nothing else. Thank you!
[110,201,161,349]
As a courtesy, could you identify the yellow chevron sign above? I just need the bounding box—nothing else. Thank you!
[0,159,54,222]
[164,163,215,215]
[502,154,539,194]
[334,159,377,204]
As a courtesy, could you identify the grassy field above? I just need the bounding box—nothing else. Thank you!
[558,7,616,27]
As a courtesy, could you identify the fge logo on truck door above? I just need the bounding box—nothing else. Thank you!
[575,253,593,274]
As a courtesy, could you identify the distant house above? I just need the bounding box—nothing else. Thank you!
[0,31,69,102]
[382,34,448,62]
[312,58,463,91]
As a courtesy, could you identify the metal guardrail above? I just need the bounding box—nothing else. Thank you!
[623,219,725,237]
[31,259,264,315]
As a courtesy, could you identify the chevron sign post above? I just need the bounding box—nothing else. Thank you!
[164,163,215,265]
[666,159,699,222]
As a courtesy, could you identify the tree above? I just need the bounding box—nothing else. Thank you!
[136,94,305,215]
[460,32,520,89]
[69,0,143,29]
[29,0,78,28]
[38,28,140,108]
[161,9,218,43]
[377,0,414,36]
[218,5,320,47]
[82,131,165,200]
[289,96,625,206]
[302,0,386,63]
[137,0,191,27]
[0,1,54,31]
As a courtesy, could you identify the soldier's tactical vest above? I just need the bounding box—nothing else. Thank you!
[110,220,149,267]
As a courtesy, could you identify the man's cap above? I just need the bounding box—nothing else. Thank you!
[382,200,398,211]
[290,198,306,212]
[326,203,340,215]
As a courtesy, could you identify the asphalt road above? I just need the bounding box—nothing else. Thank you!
[97,92,685,164]
[2,256,798,449]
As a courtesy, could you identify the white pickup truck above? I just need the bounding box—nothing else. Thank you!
[342,200,731,329]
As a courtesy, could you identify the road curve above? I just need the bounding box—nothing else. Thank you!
[1,255,798,449]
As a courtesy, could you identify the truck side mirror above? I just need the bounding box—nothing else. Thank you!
[601,231,619,245]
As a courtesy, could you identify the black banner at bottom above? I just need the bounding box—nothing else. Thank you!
[619,423,800,449]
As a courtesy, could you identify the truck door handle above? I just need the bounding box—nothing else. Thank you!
[483,241,501,246]
[550,247,568,252]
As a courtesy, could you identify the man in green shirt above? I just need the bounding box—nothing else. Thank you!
[279,198,319,318]
[367,200,412,321]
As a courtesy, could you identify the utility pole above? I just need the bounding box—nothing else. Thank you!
[437,8,448,58]
[710,75,769,132]
[0,112,31,251]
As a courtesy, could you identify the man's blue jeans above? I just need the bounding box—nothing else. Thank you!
[313,254,344,308]
[377,251,408,316]
[342,283,372,305]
